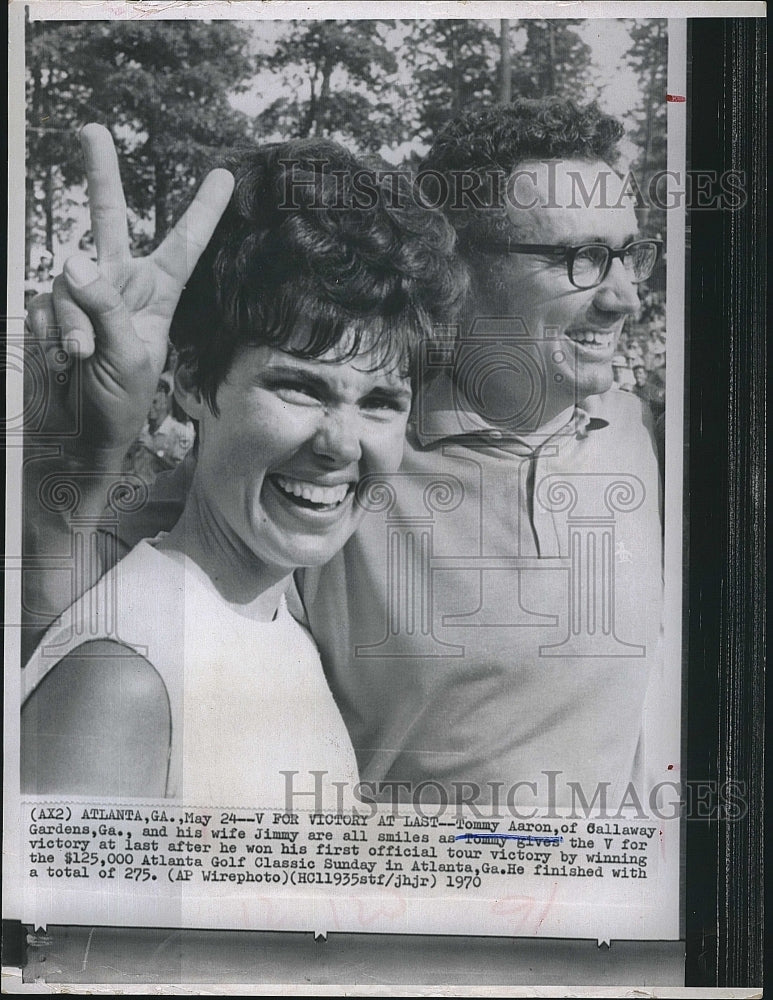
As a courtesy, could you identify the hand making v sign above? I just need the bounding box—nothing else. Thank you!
[24,123,234,464]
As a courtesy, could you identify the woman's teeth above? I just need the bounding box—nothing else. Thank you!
[273,475,350,507]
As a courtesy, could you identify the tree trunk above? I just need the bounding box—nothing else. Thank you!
[318,58,332,135]
[44,164,55,255]
[643,24,663,175]
[153,156,169,243]
[546,22,556,96]
[639,24,663,232]
[499,20,511,103]
[301,69,318,138]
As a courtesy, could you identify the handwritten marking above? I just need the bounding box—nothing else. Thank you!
[666,94,686,103]
[455,833,563,845]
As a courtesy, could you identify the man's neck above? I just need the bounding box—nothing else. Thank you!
[516,404,577,446]
[450,368,577,438]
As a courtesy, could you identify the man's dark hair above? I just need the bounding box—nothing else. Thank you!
[171,138,467,414]
[418,97,625,248]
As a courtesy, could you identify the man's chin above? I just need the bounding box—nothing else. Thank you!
[573,366,615,401]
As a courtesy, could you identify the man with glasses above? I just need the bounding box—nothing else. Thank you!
[23,99,665,811]
[295,100,665,810]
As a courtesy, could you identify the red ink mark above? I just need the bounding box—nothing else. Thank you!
[667,95,686,103]
[667,764,674,770]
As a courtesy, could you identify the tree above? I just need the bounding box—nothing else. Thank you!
[255,21,409,155]
[25,19,254,257]
[403,20,499,141]
[623,19,668,238]
[509,20,593,101]
[401,19,594,148]
[80,21,253,241]
[499,19,512,104]
[25,19,92,268]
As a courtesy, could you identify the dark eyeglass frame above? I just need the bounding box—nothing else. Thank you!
[491,239,664,290]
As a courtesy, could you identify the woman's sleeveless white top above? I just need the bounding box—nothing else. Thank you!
[23,539,358,809]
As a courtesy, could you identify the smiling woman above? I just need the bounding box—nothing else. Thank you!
[20,130,466,805]
[170,339,412,595]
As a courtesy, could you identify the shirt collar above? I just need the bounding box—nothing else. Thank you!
[413,370,608,449]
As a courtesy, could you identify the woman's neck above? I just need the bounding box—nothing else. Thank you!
[158,489,291,622]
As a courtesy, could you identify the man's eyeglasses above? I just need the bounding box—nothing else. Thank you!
[490,239,663,290]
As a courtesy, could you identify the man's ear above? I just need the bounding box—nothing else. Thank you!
[173,361,205,421]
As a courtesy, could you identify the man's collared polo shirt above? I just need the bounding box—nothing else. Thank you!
[298,376,664,807]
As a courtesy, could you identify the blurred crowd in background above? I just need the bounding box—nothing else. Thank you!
[611,289,667,422]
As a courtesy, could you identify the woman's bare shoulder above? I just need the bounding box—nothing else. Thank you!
[21,640,171,797]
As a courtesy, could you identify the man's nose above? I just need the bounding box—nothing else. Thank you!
[592,258,641,314]
[311,410,362,465]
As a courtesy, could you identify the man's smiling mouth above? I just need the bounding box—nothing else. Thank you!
[564,328,618,349]
[269,474,353,512]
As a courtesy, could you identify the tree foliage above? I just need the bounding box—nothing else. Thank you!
[25,18,253,259]
[26,21,91,264]
[508,20,594,101]
[26,17,665,258]
[401,20,593,145]
[255,20,409,154]
[403,20,499,141]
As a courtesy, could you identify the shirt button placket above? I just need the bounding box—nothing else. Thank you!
[532,446,563,559]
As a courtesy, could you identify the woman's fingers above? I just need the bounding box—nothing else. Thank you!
[51,274,97,359]
[62,255,136,365]
[24,291,76,429]
[24,292,74,386]
[80,124,131,269]
[153,168,234,286]
[25,292,57,345]
[26,289,85,368]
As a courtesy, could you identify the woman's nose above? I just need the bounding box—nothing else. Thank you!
[311,411,362,465]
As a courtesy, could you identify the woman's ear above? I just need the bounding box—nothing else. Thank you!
[173,361,205,421]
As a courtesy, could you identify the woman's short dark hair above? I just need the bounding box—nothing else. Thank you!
[171,138,468,414]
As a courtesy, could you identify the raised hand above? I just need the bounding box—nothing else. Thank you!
[25,123,234,463]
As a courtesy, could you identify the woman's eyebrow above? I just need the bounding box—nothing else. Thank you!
[256,365,411,402]
[256,365,331,392]
[363,383,413,403]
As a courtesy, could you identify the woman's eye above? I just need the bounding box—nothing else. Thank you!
[275,384,320,403]
[361,395,410,414]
